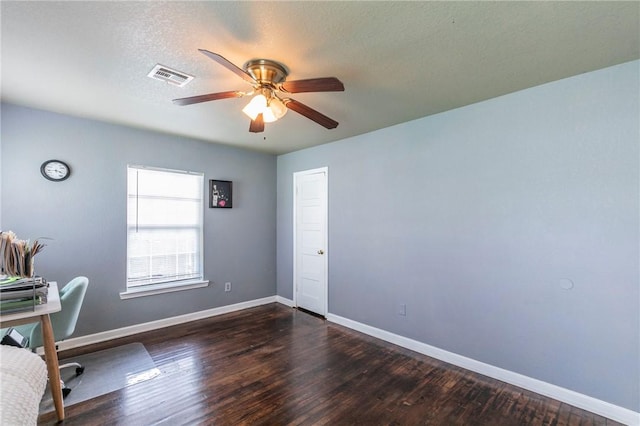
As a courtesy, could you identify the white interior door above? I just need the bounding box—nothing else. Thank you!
[294,168,328,316]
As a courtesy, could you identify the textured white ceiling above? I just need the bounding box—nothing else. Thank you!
[1,1,638,154]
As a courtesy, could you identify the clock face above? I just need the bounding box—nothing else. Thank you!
[41,160,71,181]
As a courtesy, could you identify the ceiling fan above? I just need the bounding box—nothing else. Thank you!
[173,49,345,133]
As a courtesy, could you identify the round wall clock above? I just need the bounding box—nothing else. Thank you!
[40,160,71,182]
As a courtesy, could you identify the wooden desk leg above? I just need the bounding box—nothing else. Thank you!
[41,313,65,421]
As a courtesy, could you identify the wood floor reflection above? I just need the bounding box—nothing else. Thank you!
[38,304,622,425]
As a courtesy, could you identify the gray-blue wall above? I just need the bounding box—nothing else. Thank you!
[277,60,639,411]
[1,104,277,336]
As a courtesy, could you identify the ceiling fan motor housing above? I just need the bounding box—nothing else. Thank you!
[244,59,289,85]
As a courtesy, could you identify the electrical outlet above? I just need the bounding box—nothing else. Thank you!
[224,282,231,292]
[398,304,406,316]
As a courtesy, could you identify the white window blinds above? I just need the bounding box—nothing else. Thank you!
[127,166,204,288]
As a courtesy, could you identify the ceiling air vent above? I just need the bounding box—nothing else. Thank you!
[147,64,194,87]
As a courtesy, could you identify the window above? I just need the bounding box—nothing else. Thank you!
[125,165,205,296]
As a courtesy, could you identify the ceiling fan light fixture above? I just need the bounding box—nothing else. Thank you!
[242,94,288,123]
[262,107,277,123]
[242,94,267,120]
[269,97,288,120]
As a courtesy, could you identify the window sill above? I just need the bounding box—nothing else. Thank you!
[119,280,209,300]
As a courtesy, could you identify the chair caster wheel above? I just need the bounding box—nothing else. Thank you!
[62,387,72,398]
[76,366,85,376]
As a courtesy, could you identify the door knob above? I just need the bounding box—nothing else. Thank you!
[317,249,324,255]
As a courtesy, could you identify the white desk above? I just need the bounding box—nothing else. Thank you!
[0,282,64,421]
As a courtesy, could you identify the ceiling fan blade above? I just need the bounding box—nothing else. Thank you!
[284,99,339,129]
[249,113,265,133]
[172,90,244,106]
[198,49,256,84]
[280,77,345,93]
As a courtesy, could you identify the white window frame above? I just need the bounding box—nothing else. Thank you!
[120,165,208,299]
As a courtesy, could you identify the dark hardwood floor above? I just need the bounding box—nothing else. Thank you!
[39,303,621,425]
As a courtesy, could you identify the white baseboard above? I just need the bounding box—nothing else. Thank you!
[325,313,639,426]
[275,295,294,307]
[55,296,277,352]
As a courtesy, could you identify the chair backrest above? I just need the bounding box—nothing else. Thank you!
[27,276,89,348]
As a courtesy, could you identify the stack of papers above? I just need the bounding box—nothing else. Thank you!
[0,276,48,314]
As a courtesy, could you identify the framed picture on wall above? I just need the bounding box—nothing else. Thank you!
[210,180,232,208]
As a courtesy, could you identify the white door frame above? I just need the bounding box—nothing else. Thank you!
[292,167,328,315]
